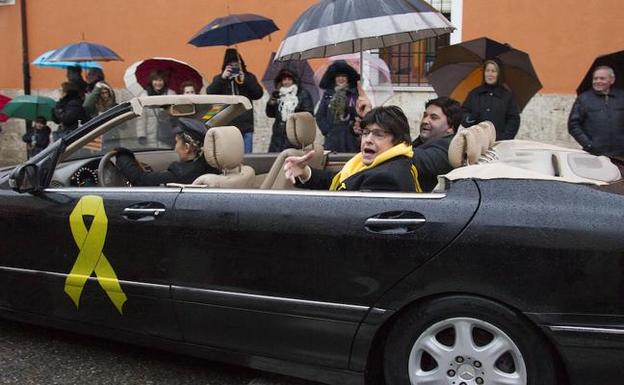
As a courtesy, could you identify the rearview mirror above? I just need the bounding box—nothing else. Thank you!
[168,104,196,117]
[9,164,40,193]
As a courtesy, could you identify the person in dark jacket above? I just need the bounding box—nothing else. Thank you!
[412,97,462,191]
[316,60,360,153]
[206,48,263,153]
[22,116,51,157]
[284,106,421,192]
[53,81,88,140]
[115,118,218,186]
[568,66,624,157]
[265,68,314,152]
[66,66,88,94]
[462,59,520,140]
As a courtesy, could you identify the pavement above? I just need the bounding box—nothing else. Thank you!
[0,318,323,385]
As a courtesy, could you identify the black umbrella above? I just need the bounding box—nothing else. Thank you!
[188,13,278,47]
[275,0,453,61]
[576,50,624,94]
[427,37,542,111]
[261,52,320,106]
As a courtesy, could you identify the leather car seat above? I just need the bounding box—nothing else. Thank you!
[448,121,496,168]
[192,126,255,188]
[259,112,326,190]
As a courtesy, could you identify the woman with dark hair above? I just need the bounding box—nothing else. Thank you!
[139,70,176,148]
[461,59,520,140]
[85,68,105,93]
[141,70,175,96]
[284,106,421,192]
[66,66,87,94]
[265,68,314,152]
[53,81,88,140]
[316,60,361,153]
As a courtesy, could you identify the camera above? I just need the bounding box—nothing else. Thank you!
[228,66,240,79]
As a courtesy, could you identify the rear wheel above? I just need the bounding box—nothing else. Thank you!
[383,296,556,385]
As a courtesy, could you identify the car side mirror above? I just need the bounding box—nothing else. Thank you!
[168,104,196,117]
[9,164,40,193]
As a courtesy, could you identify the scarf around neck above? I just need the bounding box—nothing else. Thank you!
[329,142,421,192]
[278,84,299,121]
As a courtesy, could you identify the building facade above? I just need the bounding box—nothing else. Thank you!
[1,0,623,165]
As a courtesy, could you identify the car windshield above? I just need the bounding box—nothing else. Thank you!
[64,103,228,161]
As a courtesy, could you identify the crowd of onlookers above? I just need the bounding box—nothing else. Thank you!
[20,47,623,192]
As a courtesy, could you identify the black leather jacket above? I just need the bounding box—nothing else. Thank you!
[568,88,624,156]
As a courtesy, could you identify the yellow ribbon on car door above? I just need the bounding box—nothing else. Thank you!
[64,195,127,314]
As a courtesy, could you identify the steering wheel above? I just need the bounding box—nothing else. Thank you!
[98,150,130,187]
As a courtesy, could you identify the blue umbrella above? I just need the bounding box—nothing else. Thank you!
[46,41,122,62]
[32,50,102,69]
[188,13,278,47]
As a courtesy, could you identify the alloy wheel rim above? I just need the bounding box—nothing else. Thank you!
[407,317,527,385]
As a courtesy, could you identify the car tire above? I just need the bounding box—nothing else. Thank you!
[383,295,556,385]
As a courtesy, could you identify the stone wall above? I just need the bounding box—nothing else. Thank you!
[0,88,580,167]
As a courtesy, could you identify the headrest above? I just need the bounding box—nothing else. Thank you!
[286,112,317,148]
[203,126,244,171]
[448,121,496,168]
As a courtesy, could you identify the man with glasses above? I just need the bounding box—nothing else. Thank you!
[283,106,421,192]
[412,97,462,191]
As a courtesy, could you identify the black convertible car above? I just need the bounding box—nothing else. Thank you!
[0,95,623,385]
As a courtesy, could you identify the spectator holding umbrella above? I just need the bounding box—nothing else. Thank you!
[66,66,88,94]
[206,48,263,153]
[316,60,360,153]
[22,116,51,157]
[53,81,88,140]
[265,68,314,152]
[139,70,176,147]
[461,59,520,140]
[141,70,175,96]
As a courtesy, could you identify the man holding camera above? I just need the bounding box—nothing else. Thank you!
[206,48,263,153]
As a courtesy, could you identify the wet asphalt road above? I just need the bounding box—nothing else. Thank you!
[0,319,324,385]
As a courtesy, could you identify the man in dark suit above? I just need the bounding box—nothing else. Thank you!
[412,97,462,192]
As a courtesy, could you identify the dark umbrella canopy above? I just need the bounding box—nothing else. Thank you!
[276,0,454,61]
[261,52,320,106]
[427,37,542,111]
[189,13,278,47]
[47,41,122,62]
[576,50,624,94]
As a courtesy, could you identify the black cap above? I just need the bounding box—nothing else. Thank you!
[173,118,207,142]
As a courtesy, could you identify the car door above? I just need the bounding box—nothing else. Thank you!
[0,186,182,341]
[169,180,479,368]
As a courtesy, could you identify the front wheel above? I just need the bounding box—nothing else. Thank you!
[383,296,556,385]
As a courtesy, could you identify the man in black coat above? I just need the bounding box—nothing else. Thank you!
[412,97,462,192]
[115,118,218,186]
[284,106,420,192]
[206,48,263,153]
[568,65,624,157]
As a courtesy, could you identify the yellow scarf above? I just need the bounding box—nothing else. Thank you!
[329,142,422,192]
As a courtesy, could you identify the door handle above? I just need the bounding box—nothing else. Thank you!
[122,202,166,221]
[123,208,166,216]
[364,211,426,234]
[364,218,426,227]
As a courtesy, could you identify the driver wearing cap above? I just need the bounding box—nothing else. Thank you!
[115,118,218,186]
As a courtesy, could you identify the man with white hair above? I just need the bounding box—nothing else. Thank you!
[568,65,624,157]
